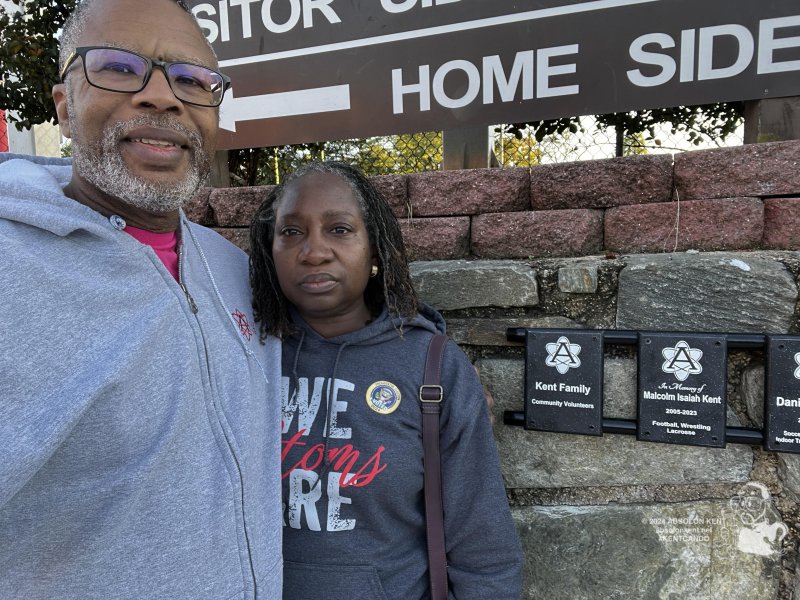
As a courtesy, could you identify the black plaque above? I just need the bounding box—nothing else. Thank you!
[765,336,800,453]
[524,330,603,436]
[637,333,727,447]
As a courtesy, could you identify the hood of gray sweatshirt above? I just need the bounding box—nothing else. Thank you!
[0,155,283,599]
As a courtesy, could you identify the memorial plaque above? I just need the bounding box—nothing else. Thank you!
[765,336,800,453]
[637,333,727,448]
[524,330,603,436]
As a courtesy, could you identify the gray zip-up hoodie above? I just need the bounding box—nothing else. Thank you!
[280,305,523,599]
[0,156,283,599]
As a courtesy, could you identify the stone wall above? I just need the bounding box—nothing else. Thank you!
[188,139,800,600]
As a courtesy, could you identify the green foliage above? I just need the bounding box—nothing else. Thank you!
[501,103,745,155]
[622,132,649,156]
[228,142,325,187]
[228,132,443,185]
[493,131,543,167]
[371,131,442,173]
[0,0,76,130]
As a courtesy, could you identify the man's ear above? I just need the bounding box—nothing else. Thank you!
[52,83,72,139]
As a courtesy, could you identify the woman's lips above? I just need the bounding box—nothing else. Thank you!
[299,273,337,292]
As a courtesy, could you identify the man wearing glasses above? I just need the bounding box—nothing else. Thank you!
[0,0,282,598]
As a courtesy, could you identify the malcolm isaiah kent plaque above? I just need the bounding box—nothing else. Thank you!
[637,333,727,448]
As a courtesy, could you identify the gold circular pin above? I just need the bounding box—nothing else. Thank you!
[365,381,402,414]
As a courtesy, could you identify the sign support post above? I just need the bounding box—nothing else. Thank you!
[442,126,494,170]
[744,96,800,144]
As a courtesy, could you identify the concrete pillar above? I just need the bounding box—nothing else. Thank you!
[744,96,800,144]
[7,121,35,155]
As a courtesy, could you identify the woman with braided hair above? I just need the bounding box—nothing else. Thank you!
[250,161,522,600]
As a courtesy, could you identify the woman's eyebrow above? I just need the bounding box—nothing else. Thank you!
[279,209,359,220]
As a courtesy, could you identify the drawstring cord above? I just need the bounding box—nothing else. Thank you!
[318,341,350,482]
[288,329,349,485]
[288,329,306,446]
[290,330,306,397]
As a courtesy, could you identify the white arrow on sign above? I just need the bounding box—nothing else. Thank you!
[219,84,351,133]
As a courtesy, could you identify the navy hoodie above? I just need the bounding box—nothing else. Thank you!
[280,304,523,600]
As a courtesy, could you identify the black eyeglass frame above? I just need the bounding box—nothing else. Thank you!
[59,45,232,108]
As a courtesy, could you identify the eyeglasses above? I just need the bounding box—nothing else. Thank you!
[59,46,231,108]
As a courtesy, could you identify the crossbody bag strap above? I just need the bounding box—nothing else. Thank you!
[420,333,448,600]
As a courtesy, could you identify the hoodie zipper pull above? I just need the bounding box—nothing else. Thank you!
[180,282,199,314]
[175,233,197,314]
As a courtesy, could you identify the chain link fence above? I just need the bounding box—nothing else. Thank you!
[33,122,62,157]
[228,132,443,186]
[230,113,744,185]
[493,117,744,166]
[0,111,8,152]
[0,118,63,156]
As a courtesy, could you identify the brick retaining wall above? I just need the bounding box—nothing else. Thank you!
[187,139,800,259]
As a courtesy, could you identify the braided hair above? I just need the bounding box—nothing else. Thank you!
[250,161,419,341]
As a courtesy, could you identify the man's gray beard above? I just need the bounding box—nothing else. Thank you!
[69,111,212,214]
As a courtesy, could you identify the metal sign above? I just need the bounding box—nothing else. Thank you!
[188,0,800,149]
[524,330,603,435]
[765,336,800,453]
[637,333,727,448]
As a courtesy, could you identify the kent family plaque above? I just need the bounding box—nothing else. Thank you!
[765,336,800,453]
[524,330,603,435]
[637,333,727,448]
